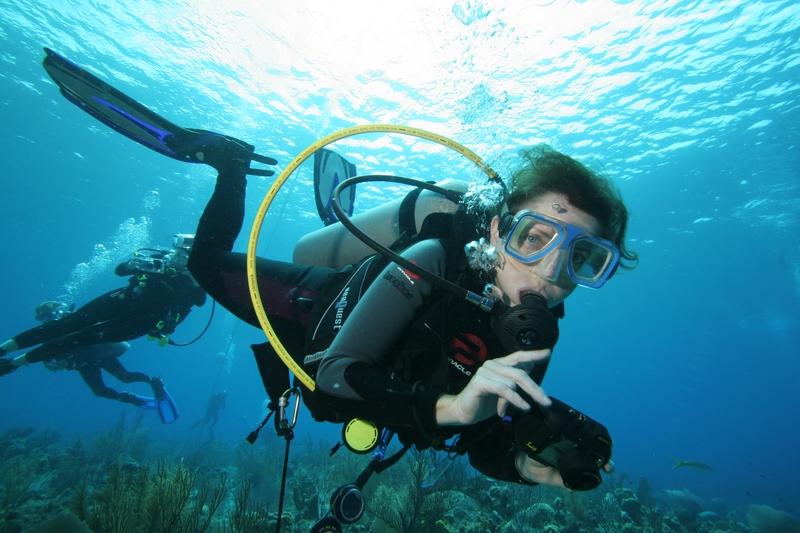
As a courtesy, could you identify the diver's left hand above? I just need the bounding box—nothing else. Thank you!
[516,453,614,488]
[516,453,564,487]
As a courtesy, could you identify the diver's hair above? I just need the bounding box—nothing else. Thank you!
[506,145,638,270]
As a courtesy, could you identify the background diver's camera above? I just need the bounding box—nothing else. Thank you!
[173,233,195,250]
[129,256,165,274]
[511,396,612,491]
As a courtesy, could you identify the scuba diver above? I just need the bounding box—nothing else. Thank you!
[0,235,207,388]
[11,301,178,422]
[38,48,637,505]
[191,390,228,439]
[187,139,635,488]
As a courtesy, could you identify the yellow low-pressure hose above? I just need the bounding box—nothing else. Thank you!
[247,124,498,390]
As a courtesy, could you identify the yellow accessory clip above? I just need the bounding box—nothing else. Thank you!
[146,334,170,347]
[247,124,498,390]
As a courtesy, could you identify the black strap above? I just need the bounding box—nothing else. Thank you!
[398,187,424,240]
[245,407,275,444]
[352,445,411,490]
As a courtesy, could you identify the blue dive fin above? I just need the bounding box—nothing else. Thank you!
[313,148,357,226]
[129,393,157,410]
[151,378,179,424]
[41,48,276,176]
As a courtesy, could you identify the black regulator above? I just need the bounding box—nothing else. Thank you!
[489,292,559,352]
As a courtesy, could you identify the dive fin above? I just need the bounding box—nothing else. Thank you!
[313,148,357,225]
[128,393,157,409]
[42,48,276,176]
[0,359,17,377]
[151,378,179,424]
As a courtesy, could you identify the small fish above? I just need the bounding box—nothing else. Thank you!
[673,458,713,471]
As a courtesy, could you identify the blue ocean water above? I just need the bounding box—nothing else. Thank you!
[0,0,798,528]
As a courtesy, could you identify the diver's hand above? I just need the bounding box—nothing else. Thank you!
[435,349,552,426]
[516,453,615,488]
[516,452,565,487]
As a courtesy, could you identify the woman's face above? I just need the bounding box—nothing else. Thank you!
[489,191,602,308]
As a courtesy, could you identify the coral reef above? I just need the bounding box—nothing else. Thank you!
[0,422,796,533]
[747,504,800,533]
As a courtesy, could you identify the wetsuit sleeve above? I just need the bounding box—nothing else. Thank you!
[316,239,448,437]
[184,276,207,307]
[166,274,207,325]
[464,423,537,485]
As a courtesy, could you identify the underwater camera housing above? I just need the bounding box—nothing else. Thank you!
[172,233,195,250]
[127,234,195,275]
[128,248,172,274]
[512,396,612,491]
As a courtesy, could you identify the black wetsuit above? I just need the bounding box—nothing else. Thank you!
[189,157,559,485]
[10,269,206,363]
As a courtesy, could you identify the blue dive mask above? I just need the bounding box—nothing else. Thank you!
[501,210,620,289]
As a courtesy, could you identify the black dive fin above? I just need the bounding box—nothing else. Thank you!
[313,148,357,226]
[42,48,277,176]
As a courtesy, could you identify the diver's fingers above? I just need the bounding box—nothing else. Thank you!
[494,387,530,413]
[473,369,532,412]
[484,360,551,407]
[502,349,552,371]
[496,397,510,418]
[488,380,531,413]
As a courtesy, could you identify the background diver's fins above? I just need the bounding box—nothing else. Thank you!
[150,378,179,424]
[313,148,357,225]
[41,48,276,176]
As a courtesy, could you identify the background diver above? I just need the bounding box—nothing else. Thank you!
[191,390,228,439]
[4,301,179,423]
[0,235,207,401]
[42,47,637,493]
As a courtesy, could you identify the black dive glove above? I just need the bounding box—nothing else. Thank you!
[511,396,612,491]
[166,128,278,176]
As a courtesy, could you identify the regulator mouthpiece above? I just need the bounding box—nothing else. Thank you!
[490,293,559,352]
